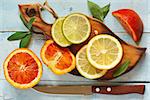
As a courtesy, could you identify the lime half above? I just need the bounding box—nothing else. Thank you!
[63,13,91,44]
[52,17,72,47]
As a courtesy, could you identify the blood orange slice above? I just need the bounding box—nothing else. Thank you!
[40,40,75,75]
[112,9,143,42]
[3,48,42,89]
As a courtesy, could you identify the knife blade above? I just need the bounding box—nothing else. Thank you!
[33,85,145,95]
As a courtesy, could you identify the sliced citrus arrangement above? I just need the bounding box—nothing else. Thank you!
[3,48,42,89]
[112,9,143,42]
[51,17,72,47]
[87,34,123,70]
[76,45,107,79]
[40,40,75,75]
[62,13,91,44]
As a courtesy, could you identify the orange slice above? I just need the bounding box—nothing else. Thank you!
[112,9,143,42]
[3,48,42,89]
[40,40,75,75]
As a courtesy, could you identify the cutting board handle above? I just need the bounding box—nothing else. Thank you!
[42,1,58,19]
[92,85,145,95]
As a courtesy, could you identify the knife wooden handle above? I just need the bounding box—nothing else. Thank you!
[92,85,145,95]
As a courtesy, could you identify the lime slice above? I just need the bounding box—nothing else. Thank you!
[52,17,72,47]
[63,13,91,44]
[76,45,107,79]
[87,34,123,70]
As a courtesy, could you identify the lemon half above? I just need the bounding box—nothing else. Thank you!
[87,34,123,70]
[76,45,107,79]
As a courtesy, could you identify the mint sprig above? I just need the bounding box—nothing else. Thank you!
[7,16,35,48]
[113,60,130,77]
[20,14,28,29]
[27,18,35,30]
[88,1,110,22]
[19,34,32,48]
[7,32,28,41]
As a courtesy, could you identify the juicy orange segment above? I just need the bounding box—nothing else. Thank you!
[3,48,42,89]
[41,40,75,75]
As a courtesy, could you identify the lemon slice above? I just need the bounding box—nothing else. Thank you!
[52,17,72,47]
[76,45,107,79]
[62,13,91,44]
[87,34,123,70]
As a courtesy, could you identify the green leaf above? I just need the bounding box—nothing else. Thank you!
[19,34,32,48]
[20,14,35,30]
[27,17,35,30]
[101,3,110,19]
[88,1,110,22]
[7,32,28,41]
[113,60,131,77]
[20,14,28,28]
[88,1,103,21]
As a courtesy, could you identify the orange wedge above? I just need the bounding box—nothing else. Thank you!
[112,9,143,42]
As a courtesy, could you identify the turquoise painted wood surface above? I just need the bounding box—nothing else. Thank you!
[0,0,150,100]
[0,0,150,32]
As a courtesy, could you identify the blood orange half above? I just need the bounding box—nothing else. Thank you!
[40,40,75,75]
[3,48,42,89]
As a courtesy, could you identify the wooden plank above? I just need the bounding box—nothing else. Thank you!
[0,0,149,32]
[0,32,150,83]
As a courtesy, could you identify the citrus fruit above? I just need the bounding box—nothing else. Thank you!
[112,9,143,42]
[3,48,42,89]
[52,17,72,47]
[87,34,123,70]
[76,45,107,79]
[62,13,91,44]
[40,40,75,75]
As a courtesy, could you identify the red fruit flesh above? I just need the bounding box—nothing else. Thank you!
[112,9,143,42]
[45,43,73,70]
[8,53,38,84]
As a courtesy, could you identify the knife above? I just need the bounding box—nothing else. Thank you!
[33,85,145,95]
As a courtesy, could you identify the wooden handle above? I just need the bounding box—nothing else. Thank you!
[92,85,145,95]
